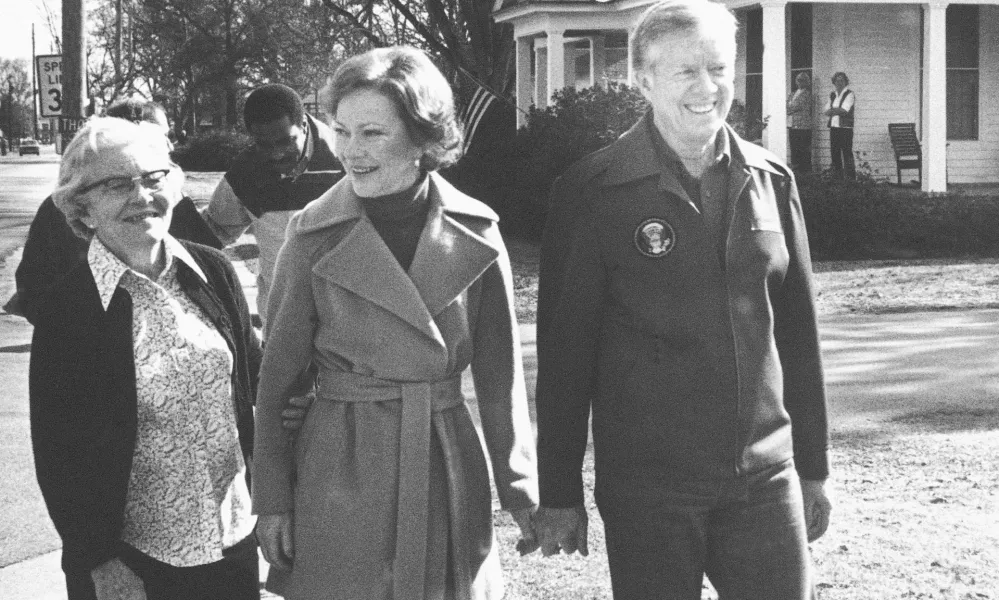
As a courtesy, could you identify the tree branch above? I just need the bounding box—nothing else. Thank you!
[320,0,385,47]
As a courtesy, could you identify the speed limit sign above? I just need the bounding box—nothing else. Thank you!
[36,55,62,117]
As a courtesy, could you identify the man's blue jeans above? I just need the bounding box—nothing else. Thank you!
[595,459,813,600]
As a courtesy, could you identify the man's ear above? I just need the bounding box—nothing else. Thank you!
[637,70,654,101]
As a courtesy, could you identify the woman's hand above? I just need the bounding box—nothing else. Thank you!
[509,506,540,556]
[91,557,146,600]
[257,513,295,570]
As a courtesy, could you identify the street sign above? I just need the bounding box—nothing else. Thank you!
[36,55,62,118]
[58,117,87,133]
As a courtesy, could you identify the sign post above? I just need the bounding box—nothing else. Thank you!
[36,55,62,118]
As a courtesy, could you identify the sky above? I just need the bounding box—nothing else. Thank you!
[0,0,60,64]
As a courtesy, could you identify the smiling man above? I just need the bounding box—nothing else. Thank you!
[203,84,342,330]
[533,1,832,598]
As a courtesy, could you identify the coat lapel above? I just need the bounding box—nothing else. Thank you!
[313,214,445,346]
[409,176,500,317]
[304,174,500,347]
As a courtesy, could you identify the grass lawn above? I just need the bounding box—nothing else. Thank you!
[495,238,999,600]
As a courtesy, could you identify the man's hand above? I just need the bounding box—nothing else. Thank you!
[91,557,146,600]
[281,392,315,433]
[535,505,589,557]
[801,478,832,542]
[510,506,540,556]
[257,513,295,570]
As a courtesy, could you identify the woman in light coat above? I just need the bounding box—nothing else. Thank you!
[252,46,539,600]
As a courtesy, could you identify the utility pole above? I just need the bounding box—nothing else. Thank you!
[32,24,39,139]
[61,0,86,147]
[6,76,14,145]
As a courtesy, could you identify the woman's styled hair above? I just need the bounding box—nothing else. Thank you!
[632,0,737,74]
[832,72,850,86]
[796,72,812,87]
[323,46,463,171]
[52,117,183,239]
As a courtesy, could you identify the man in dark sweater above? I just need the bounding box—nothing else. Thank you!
[202,84,342,331]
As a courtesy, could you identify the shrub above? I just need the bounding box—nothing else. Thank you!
[171,128,252,172]
[798,170,999,260]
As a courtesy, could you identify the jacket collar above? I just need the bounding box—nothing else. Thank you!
[306,172,500,346]
[601,112,783,189]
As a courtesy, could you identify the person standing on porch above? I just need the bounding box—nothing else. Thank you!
[824,71,856,179]
[787,72,813,173]
[532,0,833,597]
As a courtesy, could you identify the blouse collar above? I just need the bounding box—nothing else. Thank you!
[88,235,207,310]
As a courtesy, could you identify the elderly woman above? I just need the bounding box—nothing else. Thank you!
[252,46,539,600]
[787,71,813,173]
[30,117,262,600]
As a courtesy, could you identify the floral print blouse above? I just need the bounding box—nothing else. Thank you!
[88,237,254,567]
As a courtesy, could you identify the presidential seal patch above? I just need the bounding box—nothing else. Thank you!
[634,218,676,258]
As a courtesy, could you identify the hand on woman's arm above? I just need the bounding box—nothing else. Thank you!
[257,513,295,570]
[91,557,146,600]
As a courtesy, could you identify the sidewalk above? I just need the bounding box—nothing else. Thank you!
[5,242,999,598]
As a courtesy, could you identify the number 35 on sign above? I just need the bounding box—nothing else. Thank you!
[36,55,62,118]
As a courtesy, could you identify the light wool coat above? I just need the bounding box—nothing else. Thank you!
[252,173,538,600]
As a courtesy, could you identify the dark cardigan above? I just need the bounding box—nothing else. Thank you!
[29,241,262,574]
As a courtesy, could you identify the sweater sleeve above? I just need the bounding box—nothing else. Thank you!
[203,178,254,247]
[251,216,319,514]
[470,223,539,511]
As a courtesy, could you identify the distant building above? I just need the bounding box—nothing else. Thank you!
[493,0,996,192]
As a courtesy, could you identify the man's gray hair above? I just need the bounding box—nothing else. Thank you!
[632,0,738,73]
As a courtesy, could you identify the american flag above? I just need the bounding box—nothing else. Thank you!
[460,86,497,154]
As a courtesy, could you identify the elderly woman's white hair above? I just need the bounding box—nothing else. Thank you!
[52,116,183,239]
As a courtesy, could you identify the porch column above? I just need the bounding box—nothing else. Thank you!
[627,27,637,85]
[515,35,533,128]
[591,35,607,87]
[534,39,547,107]
[546,29,566,105]
[922,1,948,192]
[760,0,788,159]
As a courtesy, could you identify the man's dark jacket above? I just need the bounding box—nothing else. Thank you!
[14,196,221,324]
[535,115,829,507]
[29,241,261,574]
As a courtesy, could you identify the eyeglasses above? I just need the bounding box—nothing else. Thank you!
[80,169,172,195]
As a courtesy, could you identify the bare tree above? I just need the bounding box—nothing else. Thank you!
[0,58,35,137]
[320,0,515,104]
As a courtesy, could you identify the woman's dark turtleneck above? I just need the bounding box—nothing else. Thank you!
[360,173,431,272]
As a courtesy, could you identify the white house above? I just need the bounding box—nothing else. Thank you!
[493,0,998,192]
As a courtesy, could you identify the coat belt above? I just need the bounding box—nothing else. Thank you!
[318,369,464,600]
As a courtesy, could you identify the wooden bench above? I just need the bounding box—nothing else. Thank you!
[888,123,922,185]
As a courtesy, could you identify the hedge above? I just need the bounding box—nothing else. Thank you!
[171,128,253,172]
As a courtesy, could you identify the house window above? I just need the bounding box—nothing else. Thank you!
[946,5,978,140]
[790,3,813,89]
[744,8,763,131]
